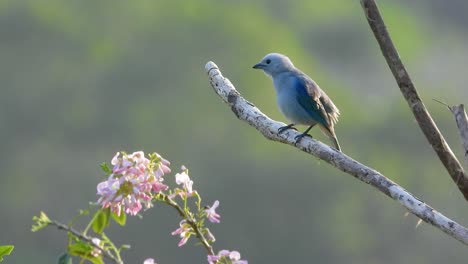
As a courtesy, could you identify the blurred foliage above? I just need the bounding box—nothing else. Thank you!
[1,0,468,263]
[0,245,14,262]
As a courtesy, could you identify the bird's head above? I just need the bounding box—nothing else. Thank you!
[252,53,295,77]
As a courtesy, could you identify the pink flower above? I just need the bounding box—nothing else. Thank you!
[97,151,170,216]
[131,151,146,163]
[171,220,192,247]
[205,200,220,223]
[152,181,169,193]
[97,177,120,204]
[208,250,247,264]
[156,153,171,174]
[205,228,216,242]
[143,258,156,264]
[111,152,120,166]
[207,254,219,263]
[90,238,102,257]
[123,194,143,216]
[175,167,195,197]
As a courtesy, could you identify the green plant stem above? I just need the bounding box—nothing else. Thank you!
[83,208,102,236]
[68,205,95,228]
[102,233,123,263]
[161,194,215,256]
[48,220,123,264]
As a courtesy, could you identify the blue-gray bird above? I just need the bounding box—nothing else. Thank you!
[253,53,341,151]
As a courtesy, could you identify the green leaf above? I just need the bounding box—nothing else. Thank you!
[57,253,72,264]
[86,256,104,264]
[68,242,103,264]
[68,241,92,256]
[100,162,113,175]
[0,245,14,262]
[92,209,110,234]
[118,244,131,252]
[111,208,126,226]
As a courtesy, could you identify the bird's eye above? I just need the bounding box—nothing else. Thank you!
[266,59,271,64]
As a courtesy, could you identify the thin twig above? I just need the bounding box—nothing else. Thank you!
[433,100,468,168]
[433,99,449,108]
[48,220,123,264]
[448,104,468,168]
[205,61,468,246]
[360,0,468,201]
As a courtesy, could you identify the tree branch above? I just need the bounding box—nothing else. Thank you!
[360,0,468,201]
[205,61,468,246]
[449,104,468,168]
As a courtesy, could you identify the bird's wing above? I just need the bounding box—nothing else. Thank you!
[293,75,331,128]
[319,92,340,126]
[295,74,340,127]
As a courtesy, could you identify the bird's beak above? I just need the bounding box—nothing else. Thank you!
[252,63,265,69]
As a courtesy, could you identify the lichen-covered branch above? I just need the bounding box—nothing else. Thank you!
[360,0,468,201]
[449,104,468,168]
[205,61,468,246]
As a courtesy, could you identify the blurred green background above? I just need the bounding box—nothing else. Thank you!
[2,0,468,263]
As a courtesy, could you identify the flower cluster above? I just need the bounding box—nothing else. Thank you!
[97,151,171,216]
[169,167,221,248]
[208,250,248,264]
[93,150,247,264]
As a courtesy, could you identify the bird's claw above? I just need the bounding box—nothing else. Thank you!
[294,133,312,144]
[278,124,297,134]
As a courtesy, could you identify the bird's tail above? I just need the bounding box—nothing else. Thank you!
[330,135,341,152]
[319,124,341,151]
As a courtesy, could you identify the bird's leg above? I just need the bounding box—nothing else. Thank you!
[294,124,316,143]
[278,123,297,134]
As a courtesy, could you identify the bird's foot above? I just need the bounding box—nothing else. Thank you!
[294,133,312,144]
[278,124,297,134]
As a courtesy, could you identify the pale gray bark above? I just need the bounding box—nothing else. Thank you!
[360,0,468,201]
[450,104,468,168]
[205,61,468,246]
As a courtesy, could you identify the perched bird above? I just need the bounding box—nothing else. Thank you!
[253,53,341,151]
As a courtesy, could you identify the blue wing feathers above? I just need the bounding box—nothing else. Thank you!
[293,77,329,127]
